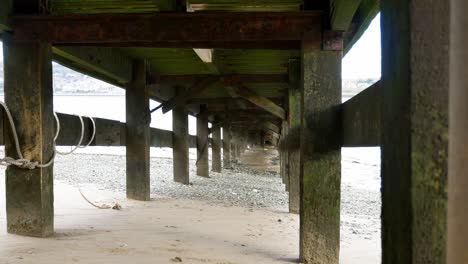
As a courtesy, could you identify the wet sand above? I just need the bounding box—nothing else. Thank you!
[0,147,380,263]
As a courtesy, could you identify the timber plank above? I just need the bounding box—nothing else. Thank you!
[10,12,322,49]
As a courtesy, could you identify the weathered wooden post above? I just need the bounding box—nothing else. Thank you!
[232,142,238,164]
[288,58,301,214]
[172,93,189,184]
[196,105,209,177]
[126,60,150,201]
[223,123,232,169]
[381,1,448,263]
[211,126,222,173]
[235,139,241,160]
[449,1,468,262]
[280,120,289,190]
[299,40,342,262]
[3,35,55,237]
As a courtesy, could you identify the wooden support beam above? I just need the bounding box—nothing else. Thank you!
[225,86,286,119]
[161,76,219,114]
[300,47,342,263]
[55,113,173,148]
[196,106,209,177]
[150,74,289,86]
[449,1,468,261]
[49,0,177,14]
[381,1,448,263]
[52,47,132,87]
[0,111,180,148]
[172,99,189,185]
[288,58,301,214]
[3,35,54,237]
[0,0,11,32]
[330,0,362,31]
[280,120,289,190]
[10,12,322,49]
[341,80,381,147]
[211,126,222,173]
[223,123,232,169]
[208,120,224,135]
[343,0,379,54]
[261,121,281,134]
[126,60,150,201]
[189,98,284,106]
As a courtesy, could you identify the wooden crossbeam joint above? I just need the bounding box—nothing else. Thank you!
[160,76,219,114]
[227,85,286,120]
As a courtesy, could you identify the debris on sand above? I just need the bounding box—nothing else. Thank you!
[171,256,183,262]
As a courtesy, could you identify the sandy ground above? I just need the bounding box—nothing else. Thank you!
[0,147,381,264]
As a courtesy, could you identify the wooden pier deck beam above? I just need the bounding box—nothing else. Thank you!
[3,35,55,237]
[172,95,190,185]
[299,42,342,262]
[126,60,151,201]
[449,1,468,261]
[223,124,232,169]
[381,1,449,263]
[196,105,209,177]
[211,126,222,173]
[288,59,301,214]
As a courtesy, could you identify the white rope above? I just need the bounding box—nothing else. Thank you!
[54,113,85,156]
[0,101,96,170]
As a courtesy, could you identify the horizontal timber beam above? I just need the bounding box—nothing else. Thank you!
[225,86,286,119]
[9,12,322,49]
[149,74,289,86]
[0,0,11,32]
[261,121,281,134]
[52,47,132,87]
[0,112,200,148]
[330,0,362,31]
[344,0,379,54]
[341,80,381,147]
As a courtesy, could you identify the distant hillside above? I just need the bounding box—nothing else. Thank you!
[0,60,123,95]
[0,58,377,97]
[52,63,124,95]
[342,78,379,98]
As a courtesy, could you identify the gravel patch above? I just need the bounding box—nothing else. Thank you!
[52,149,289,211]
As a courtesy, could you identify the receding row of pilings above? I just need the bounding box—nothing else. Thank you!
[0,36,251,237]
[2,1,468,263]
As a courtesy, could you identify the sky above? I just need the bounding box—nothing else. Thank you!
[342,13,381,79]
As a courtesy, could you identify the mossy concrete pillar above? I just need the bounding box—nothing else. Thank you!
[3,35,54,237]
[126,60,150,201]
[381,1,448,263]
[299,45,342,263]
[449,1,468,263]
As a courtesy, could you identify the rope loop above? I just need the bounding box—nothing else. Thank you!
[0,101,96,170]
